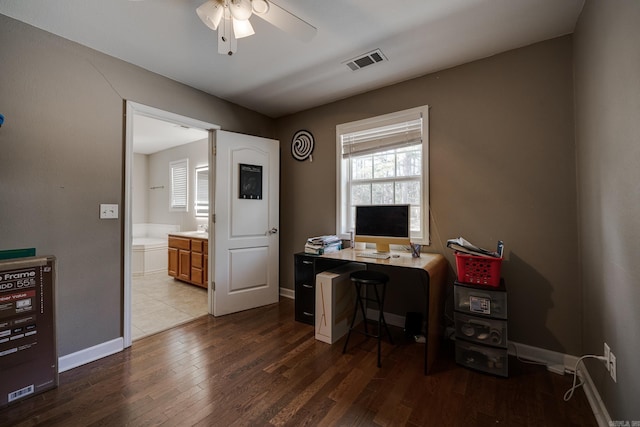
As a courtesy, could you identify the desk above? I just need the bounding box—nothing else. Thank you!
[320,248,447,375]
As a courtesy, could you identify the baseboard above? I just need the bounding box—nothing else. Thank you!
[508,341,611,427]
[508,341,578,375]
[280,287,294,300]
[58,337,124,373]
[366,308,405,328]
[578,362,612,427]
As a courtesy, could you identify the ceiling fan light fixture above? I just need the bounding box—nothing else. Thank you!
[251,0,269,15]
[229,0,253,21]
[196,0,225,31]
[232,18,255,38]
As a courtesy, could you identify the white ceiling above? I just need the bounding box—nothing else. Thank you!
[133,114,208,154]
[0,0,584,120]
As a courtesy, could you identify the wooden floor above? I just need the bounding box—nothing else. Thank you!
[1,299,597,427]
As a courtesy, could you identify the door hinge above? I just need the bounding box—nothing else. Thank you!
[212,214,216,223]
[212,281,215,291]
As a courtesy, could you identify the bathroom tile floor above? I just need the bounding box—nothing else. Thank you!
[131,271,208,341]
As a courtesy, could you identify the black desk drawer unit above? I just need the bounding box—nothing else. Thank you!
[294,253,347,325]
[454,280,508,377]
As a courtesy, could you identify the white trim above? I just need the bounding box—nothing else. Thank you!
[58,338,124,373]
[579,362,612,427]
[280,287,295,300]
[508,341,579,375]
[366,320,610,425]
[124,101,220,349]
[508,341,610,426]
[124,104,134,348]
[128,102,221,132]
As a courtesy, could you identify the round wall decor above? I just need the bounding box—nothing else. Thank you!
[291,130,314,161]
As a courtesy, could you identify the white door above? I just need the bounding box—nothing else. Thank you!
[213,130,279,316]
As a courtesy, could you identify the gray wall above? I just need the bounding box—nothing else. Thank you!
[146,139,209,232]
[0,15,274,356]
[277,36,581,355]
[574,0,640,420]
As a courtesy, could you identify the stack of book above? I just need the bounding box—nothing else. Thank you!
[304,235,342,255]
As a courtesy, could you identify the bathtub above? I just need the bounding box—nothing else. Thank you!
[132,224,180,276]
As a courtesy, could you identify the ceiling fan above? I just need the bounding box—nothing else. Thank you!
[195,0,317,55]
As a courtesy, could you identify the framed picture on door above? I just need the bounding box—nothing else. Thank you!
[239,163,262,200]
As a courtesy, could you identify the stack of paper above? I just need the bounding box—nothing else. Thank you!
[446,237,502,258]
[305,235,342,255]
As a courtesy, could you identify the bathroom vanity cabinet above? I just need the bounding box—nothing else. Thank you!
[168,233,208,288]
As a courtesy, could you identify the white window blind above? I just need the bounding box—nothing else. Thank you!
[194,166,208,217]
[170,159,188,211]
[341,119,422,158]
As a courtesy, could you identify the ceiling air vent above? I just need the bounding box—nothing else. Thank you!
[344,49,387,71]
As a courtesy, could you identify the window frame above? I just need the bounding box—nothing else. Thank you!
[336,105,430,245]
[169,158,189,212]
[194,165,209,217]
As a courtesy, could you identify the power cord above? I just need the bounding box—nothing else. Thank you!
[563,355,608,401]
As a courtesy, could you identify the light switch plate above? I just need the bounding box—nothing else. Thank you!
[100,204,119,219]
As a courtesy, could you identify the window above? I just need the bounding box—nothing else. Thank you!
[336,106,429,244]
[170,159,188,211]
[194,166,209,217]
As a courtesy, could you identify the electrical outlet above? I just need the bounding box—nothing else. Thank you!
[604,343,611,371]
[100,203,119,219]
[610,352,617,382]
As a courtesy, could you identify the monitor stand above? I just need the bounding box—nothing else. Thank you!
[374,243,391,253]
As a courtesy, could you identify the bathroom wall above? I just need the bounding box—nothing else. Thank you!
[146,138,209,232]
[132,153,149,224]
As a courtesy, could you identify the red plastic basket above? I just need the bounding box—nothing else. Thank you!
[455,252,502,287]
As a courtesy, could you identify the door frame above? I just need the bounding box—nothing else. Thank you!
[123,101,220,348]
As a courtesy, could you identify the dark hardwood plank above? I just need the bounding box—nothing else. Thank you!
[0,299,597,427]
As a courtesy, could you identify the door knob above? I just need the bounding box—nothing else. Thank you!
[268,227,278,234]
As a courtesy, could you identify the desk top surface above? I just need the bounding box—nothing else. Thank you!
[320,248,446,273]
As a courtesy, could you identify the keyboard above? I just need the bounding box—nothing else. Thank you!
[356,252,391,260]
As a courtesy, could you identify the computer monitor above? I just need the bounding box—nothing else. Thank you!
[354,204,411,253]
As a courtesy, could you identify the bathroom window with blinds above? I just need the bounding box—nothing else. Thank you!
[194,166,209,217]
[336,105,430,244]
[170,159,188,211]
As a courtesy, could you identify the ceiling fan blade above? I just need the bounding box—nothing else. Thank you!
[254,1,317,42]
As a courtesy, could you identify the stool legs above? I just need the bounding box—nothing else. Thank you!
[343,283,364,354]
[342,280,393,368]
[355,282,369,334]
[372,282,393,367]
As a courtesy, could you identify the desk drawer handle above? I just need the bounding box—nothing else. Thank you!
[302,260,313,265]
[302,284,313,289]
[303,311,313,317]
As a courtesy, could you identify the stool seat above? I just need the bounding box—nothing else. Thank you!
[350,270,389,285]
[342,269,394,367]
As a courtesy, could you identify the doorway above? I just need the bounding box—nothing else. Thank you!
[124,102,219,348]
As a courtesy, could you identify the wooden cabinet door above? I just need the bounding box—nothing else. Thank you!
[191,252,204,287]
[178,249,191,281]
[168,247,178,277]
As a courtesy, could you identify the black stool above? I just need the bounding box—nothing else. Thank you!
[342,269,394,368]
